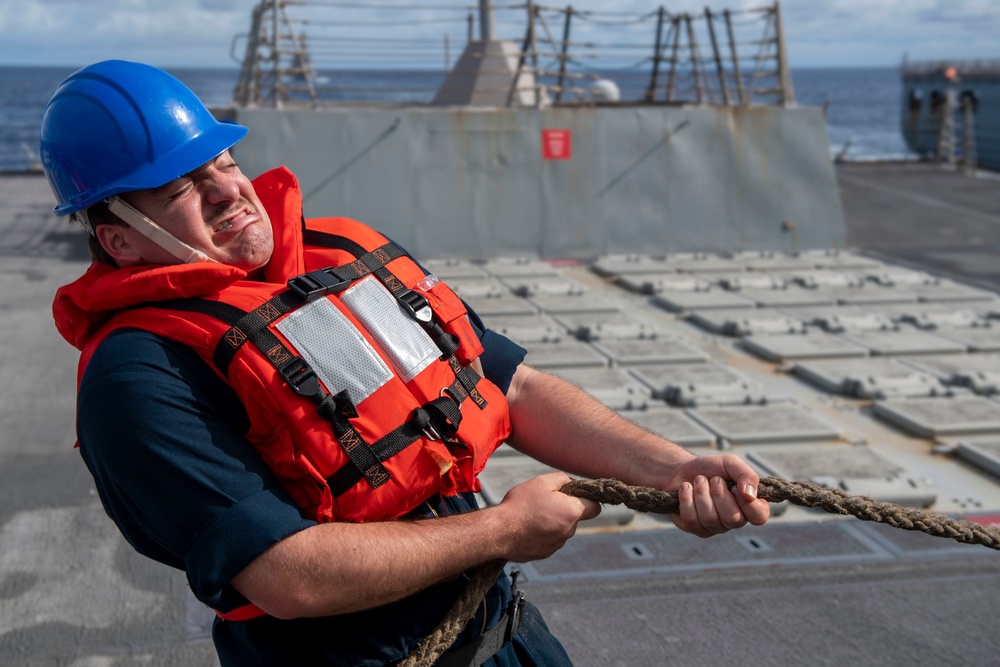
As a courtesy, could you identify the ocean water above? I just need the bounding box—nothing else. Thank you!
[0,65,911,174]
[792,67,914,162]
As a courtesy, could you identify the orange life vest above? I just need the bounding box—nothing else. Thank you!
[53,166,512,528]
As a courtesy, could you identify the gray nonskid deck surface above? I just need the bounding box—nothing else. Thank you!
[4,165,1000,666]
[0,176,226,666]
[526,553,1000,667]
[839,162,1000,292]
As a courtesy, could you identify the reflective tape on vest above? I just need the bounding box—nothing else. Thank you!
[275,294,393,405]
[340,276,439,382]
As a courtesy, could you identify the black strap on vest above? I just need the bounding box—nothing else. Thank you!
[325,407,445,497]
[316,390,391,489]
[146,298,249,376]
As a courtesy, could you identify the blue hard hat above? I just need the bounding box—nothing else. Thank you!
[40,60,248,216]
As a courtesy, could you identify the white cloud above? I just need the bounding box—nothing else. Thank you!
[781,0,1000,65]
[0,0,250,67]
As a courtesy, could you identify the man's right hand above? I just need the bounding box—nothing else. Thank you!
[495,472,601,563]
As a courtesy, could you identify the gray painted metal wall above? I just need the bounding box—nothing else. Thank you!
[221,105,846,260]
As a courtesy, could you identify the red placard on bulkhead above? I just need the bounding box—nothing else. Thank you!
[541,129,572,160]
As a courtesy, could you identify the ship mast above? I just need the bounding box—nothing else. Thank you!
[479,0,494,42]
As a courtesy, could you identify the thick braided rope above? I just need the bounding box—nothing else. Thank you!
[562,476,1000,549]
[397,559,507,667]
[404,476,1000,666]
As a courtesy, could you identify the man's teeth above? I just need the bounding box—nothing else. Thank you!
[218,221,233,231]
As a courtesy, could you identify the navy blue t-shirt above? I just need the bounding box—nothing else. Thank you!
[77,314,527,666]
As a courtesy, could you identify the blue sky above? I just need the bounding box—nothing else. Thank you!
[1,0,997,69]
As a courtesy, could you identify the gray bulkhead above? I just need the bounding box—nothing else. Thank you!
[223,104,845,260]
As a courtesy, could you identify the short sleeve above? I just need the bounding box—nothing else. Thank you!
[77,329,315,612]
[463,303,526,395]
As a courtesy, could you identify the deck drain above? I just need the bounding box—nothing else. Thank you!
[736,535,773,553]
[623,543,654,560]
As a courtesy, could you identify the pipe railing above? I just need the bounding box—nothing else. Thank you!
[232,0,795,109]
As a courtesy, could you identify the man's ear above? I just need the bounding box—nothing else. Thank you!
[95,225,143,265]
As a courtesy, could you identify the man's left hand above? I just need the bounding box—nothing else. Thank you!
[665,454,770,538]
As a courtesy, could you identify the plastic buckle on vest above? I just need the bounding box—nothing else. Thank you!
[398,290,433,323]
[287,268,351,302]
[277,356,321,398]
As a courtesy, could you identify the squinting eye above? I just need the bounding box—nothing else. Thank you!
[168,185,191,200]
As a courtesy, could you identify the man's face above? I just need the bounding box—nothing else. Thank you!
[119,151,274,272]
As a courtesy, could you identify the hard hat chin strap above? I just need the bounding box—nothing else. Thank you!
[73,208,96,236]
[107,196,216,264]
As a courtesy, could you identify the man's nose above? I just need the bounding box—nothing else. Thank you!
[203,169,241,204]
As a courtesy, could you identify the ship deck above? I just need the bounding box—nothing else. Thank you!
[1,161,999,666]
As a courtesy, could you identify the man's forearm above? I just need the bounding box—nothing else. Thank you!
[231,471,598,619]
[504,365,770,536]
[505,365,696,488]
[232,505,506,619]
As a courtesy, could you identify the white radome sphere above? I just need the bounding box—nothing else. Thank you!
[590,79,621,102]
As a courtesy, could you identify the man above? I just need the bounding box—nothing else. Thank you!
[46,60,769,666]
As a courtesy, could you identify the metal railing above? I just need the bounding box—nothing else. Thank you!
[902,58,992,173]
[231,0,794,109]
[902,59,1000,79]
